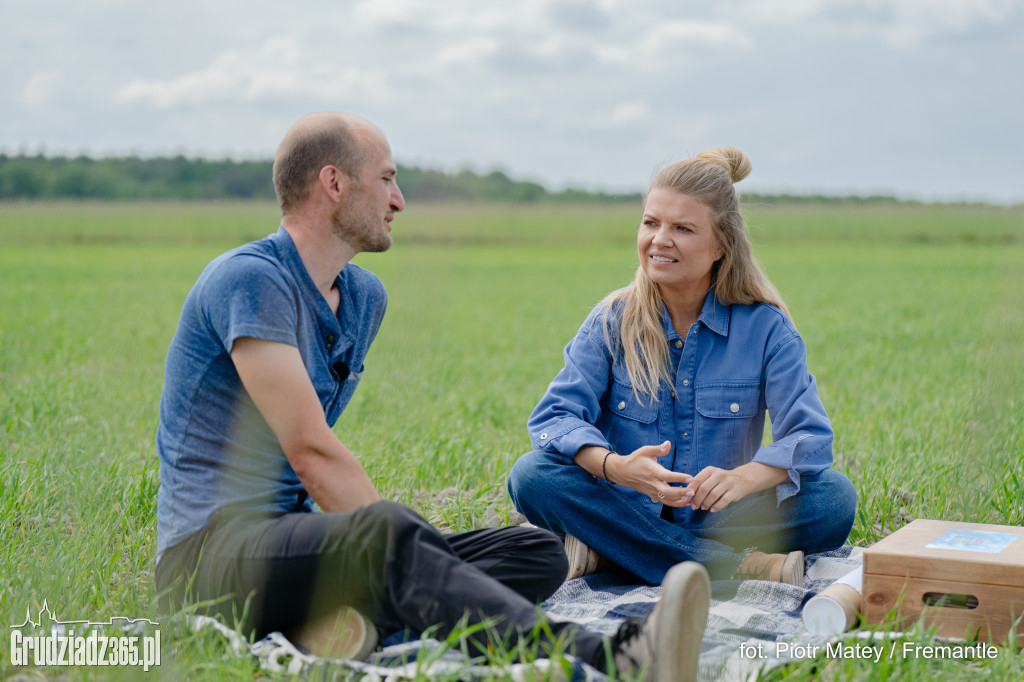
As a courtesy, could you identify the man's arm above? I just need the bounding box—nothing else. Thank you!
[230,336,381,512]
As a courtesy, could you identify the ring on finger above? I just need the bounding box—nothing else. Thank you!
[657,492,665,499]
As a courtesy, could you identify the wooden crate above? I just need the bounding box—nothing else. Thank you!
[862,519,1024,644]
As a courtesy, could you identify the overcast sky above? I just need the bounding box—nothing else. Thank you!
[3,0,1022,203]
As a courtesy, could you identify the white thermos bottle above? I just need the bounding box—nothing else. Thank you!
[802,566,862,635]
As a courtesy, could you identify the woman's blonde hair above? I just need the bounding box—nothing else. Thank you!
[601,146,790,403]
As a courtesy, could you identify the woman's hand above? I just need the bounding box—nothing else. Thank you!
[685,462,789,512]
[601,441,694,506]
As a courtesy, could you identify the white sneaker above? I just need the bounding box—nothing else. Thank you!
[609,561,710,682]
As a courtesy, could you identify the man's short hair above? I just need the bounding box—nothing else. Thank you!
[273,117,369,212]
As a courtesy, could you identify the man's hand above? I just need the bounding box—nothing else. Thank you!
[231,337,381,512]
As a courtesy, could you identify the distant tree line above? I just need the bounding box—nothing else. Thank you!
[0,155,273,201]
[1,154,963,205]
[0,154,642,203]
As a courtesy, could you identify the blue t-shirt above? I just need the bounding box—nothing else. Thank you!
[155,227,386,557]
[528,289,833,513]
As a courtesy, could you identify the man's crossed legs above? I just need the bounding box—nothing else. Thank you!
[156,501,709,682]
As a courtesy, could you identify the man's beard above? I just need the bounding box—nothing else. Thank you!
[331,202,391,253]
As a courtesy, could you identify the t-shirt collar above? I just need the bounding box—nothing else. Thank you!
[270,226,349,334]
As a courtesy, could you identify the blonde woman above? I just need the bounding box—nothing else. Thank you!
[508,148,856,585]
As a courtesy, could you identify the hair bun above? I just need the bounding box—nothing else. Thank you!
[695,146,751,183]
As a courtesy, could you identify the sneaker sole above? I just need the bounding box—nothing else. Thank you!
[657,562,710,682]
[564,533,596,580]
[780,551,805,587]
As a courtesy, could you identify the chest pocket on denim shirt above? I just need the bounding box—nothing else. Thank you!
[606,372,659,454]
[694,382,762,468]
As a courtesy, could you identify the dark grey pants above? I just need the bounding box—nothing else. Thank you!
[155,501,604,663]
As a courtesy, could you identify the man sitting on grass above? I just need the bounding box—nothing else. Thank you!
[154,111,710,682]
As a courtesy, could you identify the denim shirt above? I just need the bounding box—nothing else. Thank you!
[156,227,386,557]
[528,289,833,510]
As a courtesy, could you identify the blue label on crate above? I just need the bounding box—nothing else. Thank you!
[925,529,1021,554]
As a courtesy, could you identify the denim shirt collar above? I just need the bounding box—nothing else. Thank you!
[659,288,731,340]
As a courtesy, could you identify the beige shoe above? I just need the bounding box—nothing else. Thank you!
[291,606,378,661]
[609,561,710,682]
[734,550,805,586]
[564,533,611,580]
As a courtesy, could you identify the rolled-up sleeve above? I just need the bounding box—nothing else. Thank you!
[752,333,834,503]
[528,327,614,459]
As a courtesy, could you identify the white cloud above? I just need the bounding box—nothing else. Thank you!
[728,0,1020,48]
[113,36,406,111]
[884,0,1019,48]
[608,101,650,126]
[435,37,501,68]
[646,20,753,52]
[19,70,61,107]
[115,38,307,108]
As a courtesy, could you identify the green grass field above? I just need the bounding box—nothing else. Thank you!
[1,200,1022,680]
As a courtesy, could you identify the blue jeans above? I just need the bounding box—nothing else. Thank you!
[507,450,857,584]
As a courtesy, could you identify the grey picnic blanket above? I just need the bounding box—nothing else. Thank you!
[193,546,863,680]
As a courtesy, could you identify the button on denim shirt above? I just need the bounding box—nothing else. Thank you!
[528,289,833,511]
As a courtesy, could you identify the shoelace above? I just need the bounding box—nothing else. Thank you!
[610,615,649,669]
